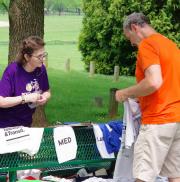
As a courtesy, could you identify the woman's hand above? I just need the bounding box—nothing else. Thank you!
[24,93,40,103]
[36,95,48,105]
[36,90,51,106]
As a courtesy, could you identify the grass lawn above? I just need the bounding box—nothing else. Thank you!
[0,14,135,124]
[46,69,135,124]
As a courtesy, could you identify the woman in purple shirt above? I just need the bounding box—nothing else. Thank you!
[0,36,51,127]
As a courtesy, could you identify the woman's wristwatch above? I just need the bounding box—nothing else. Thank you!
[21,94,26,104]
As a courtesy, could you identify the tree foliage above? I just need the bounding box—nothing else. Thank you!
[79,0,180,75]
[0,0,9,12]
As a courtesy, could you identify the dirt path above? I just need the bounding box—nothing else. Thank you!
[0,21,9,27]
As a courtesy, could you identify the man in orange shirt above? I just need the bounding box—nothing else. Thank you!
[116,12,180,182]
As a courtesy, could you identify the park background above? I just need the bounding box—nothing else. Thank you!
[0,0,179,125]
[0,14,133,124]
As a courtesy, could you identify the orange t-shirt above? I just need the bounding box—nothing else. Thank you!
[136,33,180,124]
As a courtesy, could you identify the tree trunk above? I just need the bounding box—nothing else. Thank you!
[8,0,48,127]
[32,106,48,127]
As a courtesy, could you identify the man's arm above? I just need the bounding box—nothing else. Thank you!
[116,64,163,102]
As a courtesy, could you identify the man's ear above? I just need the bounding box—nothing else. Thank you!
[130,24,138,32]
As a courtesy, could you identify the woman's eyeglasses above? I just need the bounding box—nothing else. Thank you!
[31,52,48,61]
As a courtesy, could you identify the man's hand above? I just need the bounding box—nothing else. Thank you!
[115,90,128,102]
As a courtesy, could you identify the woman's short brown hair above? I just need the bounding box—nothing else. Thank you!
[16,36,45,65]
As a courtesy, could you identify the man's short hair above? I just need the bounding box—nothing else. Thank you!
[123,12,150,31]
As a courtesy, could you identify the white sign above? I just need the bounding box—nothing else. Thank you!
[0,126,30,154]
[0,126,44,156]
[4,126,30,145]
[54,126,77,163]
[93,124,115,159]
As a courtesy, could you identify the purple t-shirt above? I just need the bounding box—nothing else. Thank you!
[0,62,49,128]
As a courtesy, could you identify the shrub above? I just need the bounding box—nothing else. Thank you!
[79,0,180,75]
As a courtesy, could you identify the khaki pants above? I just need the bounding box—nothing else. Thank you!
[133,122,180,182]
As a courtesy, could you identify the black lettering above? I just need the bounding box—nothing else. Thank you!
[58,139,64,145]
[64,138,69,144]
[6,128,25,136]
[58,137,72,146]
[97,137,104,141]
[68,137,71,143]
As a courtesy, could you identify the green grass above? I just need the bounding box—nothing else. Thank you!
[46,44,84,71]
[0,14,135,124]
[45,16,84,72]
[45,16,82,42]
[46,69,135,124]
